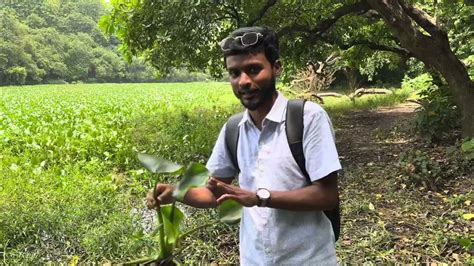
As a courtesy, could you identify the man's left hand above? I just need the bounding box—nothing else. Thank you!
[207,177,259,207]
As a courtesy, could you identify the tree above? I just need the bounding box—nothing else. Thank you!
[0,9,44,84]
[90,47,125,82]
[5,66,27,85]
[1,0,157,85]
[64,39,94,81]
[102,0,474,137]
[366,0,474,137]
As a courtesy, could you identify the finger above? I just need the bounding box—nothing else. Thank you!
[154,184,165,195]
[156,194,168,203]
[146,197,156,209]
[215,181,236,194]
[146,190,154,200]
[216,194,237,205]
[156,189,169,203]
[154,184,170,200]
[207,178,217,190]
[146,190,156,208]
[207,177,222,188]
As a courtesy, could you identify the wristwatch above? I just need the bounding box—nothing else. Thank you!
[256,188,271,207]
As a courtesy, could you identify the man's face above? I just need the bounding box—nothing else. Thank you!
[225,52,281,111]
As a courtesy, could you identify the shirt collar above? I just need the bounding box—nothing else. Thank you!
[238,92,288,126]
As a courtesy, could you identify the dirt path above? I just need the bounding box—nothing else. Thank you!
[332,102,473,263]
[335,102,419,167]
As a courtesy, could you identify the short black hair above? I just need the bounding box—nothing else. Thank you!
[222,26,280,66]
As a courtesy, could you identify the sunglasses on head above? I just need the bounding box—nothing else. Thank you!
[220,32,263,51]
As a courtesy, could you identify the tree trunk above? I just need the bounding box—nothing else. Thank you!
[367,0,474,138]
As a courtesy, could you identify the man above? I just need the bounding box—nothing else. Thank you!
[147,26,341,265]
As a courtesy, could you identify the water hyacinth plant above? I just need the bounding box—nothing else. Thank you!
[129,153,242,265]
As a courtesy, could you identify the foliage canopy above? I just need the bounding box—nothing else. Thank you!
[0,0,159,85]
[102,0,472,82]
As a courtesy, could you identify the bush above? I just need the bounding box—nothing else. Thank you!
[463,55,474,79]
[401,73,432,92]
[397,149,443,190]
[398,140,473,191]
[5,67,27,85]
[460,138,474,159]
[47,79,68,84]
[415,84,460,142]
[446,138,474,174]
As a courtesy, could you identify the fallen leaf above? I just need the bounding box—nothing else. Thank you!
[368,202,375,211]
[462,213,474,220]
[452,253,460,262]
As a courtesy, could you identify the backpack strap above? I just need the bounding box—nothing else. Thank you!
[224,112,243,173]
[286,99,310,181]
[285,99,341,242]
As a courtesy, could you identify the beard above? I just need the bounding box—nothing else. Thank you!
[235,76,277,111]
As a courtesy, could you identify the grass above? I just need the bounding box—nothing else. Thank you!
[324,86,415,118]
[337,152,473,264]
[333,106,473,264]
[0,82,429,264]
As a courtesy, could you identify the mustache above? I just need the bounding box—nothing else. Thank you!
[238,86,257,94]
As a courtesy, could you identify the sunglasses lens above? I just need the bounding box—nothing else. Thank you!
[241,33,259,46]
[220,32,261,51]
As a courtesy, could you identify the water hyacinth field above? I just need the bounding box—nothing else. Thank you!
[0,83,242,264]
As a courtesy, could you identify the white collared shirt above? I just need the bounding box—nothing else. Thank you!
[206,92,341,265]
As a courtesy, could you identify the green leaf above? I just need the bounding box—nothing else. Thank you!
[456,237,472,249]
[218,199,242,224]
[123,255,159,265]
[172,163,209,201]
[138,153,183,174]
[98,15,113,35]
[161,205,185,245]
[461,139,474,152]
[462,213,474,220]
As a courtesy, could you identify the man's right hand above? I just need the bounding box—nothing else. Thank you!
[146,183,175,209]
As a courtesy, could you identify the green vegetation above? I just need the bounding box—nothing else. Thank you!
[103,0,474,138]
[0,0,158,85]
[130,154,241,265]
[1,82,418,264]
[0,82,242,264]
[0,1,209,85]
[2,0,472,263]
[102,1,472,81]
[325,87,414,119]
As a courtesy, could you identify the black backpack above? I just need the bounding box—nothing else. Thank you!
[224,99,341,241]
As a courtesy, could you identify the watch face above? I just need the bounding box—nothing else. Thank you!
[257,188,270,199]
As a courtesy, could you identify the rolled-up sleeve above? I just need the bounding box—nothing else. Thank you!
[206,124,238,179]
[303,103,342,182]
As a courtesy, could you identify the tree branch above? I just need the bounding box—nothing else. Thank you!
[246,0,278,27]
[340,39,413,57]
[277,24,313,37]
[399,0,445,38]
[277,0,371,38]
[313,0,371,34]
[222,2,242,27]
[366,0,429,51]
